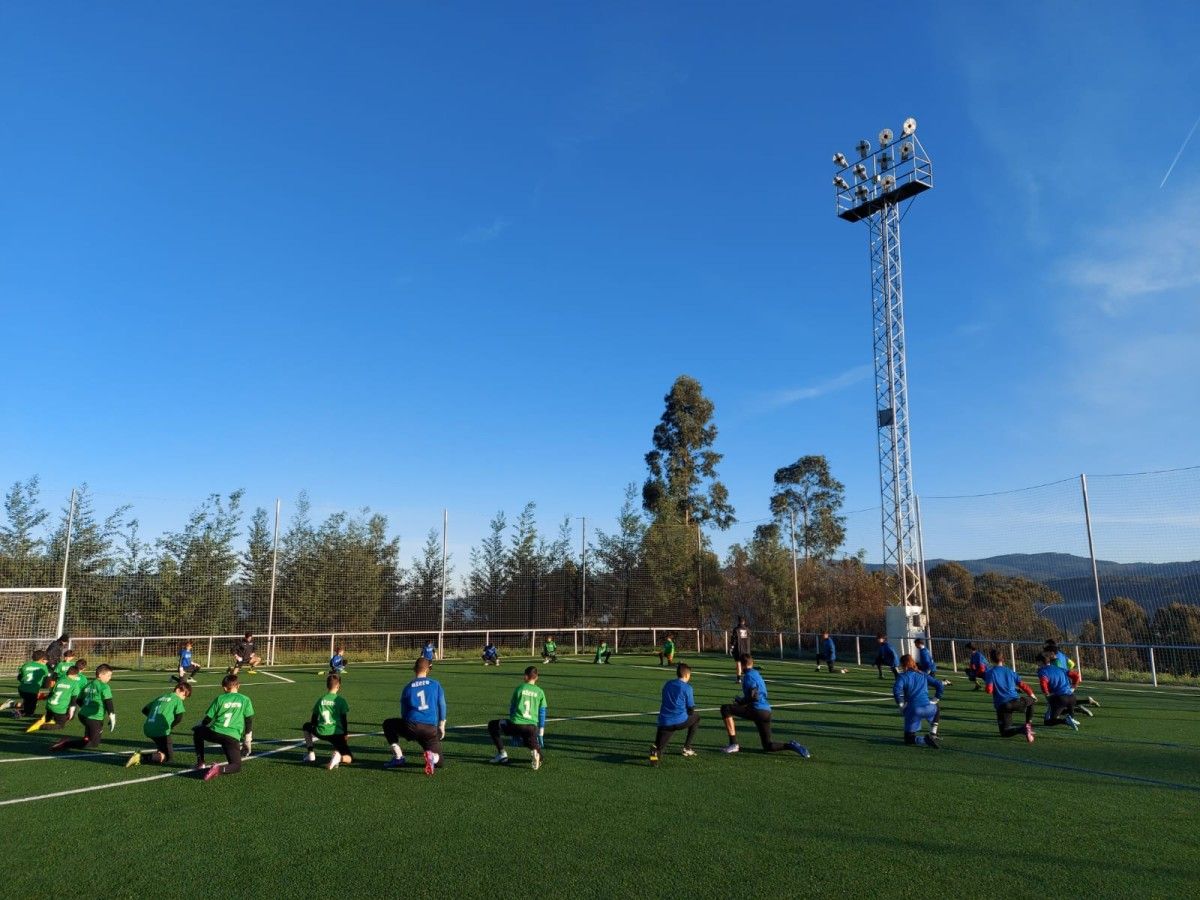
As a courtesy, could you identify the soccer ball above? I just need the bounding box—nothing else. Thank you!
[839,668,848,674]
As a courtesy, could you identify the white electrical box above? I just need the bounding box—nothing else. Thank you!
[886,604,927,659]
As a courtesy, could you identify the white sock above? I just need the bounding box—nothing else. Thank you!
[391,744,404,760]
[330,751,342,766]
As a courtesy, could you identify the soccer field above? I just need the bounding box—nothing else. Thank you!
[2,653,1198,898]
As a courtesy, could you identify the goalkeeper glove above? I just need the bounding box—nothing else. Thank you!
[898,701,907,711]
[108,713,117,732]
[538,727,545,743]
[438,722,446,740]
[242,731,253,756]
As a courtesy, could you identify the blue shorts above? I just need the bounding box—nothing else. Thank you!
[904,703,939,733]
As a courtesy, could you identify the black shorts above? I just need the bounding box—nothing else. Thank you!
[151,735,174,758]
[499,720,541,750]
[383,718,441,754]
[80,715,104,748]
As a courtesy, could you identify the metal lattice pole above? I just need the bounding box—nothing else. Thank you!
[832,118,932,609]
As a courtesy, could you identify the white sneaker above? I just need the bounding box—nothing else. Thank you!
[531,749,542,770]
[722,743,740,754]
[327,752,342,770]
[681,747,697,757]
[490,752,510,764]
[304,750,316,763]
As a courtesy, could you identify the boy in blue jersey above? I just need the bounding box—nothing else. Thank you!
[329,646,348,675]
[1037,651,1082,731]
[965,643,987,691]
[383,657,446,775]
[482,643,500,666]
[874,634,899,679]
[649,663,699,765]
[1044,640,1099,712]
[914,638,939,678]
[983,649,1036,742]
[893,654,944,747]
[720,655,809,757]
[173,641,200,684]
[421,640,437,665]
[816,632,837,673]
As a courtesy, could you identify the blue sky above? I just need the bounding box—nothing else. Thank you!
[2,2,1198,567]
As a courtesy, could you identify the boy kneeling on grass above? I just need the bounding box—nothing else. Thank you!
[193,673,255,782]
[50,664,115,752]
[304,673,352,770]
[26,661,87,733]
[128,681,192,767]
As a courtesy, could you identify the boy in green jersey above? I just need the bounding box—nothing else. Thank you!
[193,673,255,782]
[126,681,192,767]
[487,666,547,769]
[49,664,115,752]
[657,634,676,667]
[594,640,612,664]
[303,673,352,770]
[26,662,87,733]
[51,649,78,684]
[14,651,51,718]
[541,636,558,664]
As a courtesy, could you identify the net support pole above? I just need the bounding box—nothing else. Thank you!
[439,509,448,659]
[1080,474,1110,680]
[950,640,957,672]
[789,509,801,653]
[56,488,77,636]
[580,516,587,625]
[1149,645,1157,687]
[267,498,280,666]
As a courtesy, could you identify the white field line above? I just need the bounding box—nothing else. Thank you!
[0,741,303,807]
[257,669,295,684]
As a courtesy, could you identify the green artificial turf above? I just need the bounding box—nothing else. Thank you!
[1,654,1198,898]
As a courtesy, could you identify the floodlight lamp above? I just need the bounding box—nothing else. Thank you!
[833,176,849,190]
[879,128,893,147]
[900,142,914,160]
[856,139,871,158]
[833,152,849,168]
[855,184,869,200]
[902,117,917,136]
[879,152,891,170]
[853,163,867,180]
[881,174,896,190]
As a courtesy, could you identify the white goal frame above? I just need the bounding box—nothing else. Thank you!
[0,587,68,639]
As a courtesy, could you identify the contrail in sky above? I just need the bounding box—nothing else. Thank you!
[1159,113,1200,188]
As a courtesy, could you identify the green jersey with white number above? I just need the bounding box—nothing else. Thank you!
[78,678,113,720]
[54,660,75,680]
[17,661,49,695]
[508,682,547,727]
[46,674,84,715]
[143,692,186,737]
[204,691,254,739]
[312,692,349,736]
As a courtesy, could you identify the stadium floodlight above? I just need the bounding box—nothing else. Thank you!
[833,152,849,168]
[834,175,849,190]
[828,118,933,618]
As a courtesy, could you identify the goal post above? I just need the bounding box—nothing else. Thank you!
[0,588,67,671]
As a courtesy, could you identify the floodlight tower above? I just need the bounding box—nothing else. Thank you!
[832,117,932,616]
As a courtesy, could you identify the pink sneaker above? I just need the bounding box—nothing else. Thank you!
[1024,724,1035,743]
[203,764,222,782]
[423,751,436,776]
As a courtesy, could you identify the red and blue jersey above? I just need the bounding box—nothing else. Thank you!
[968,649,987,673]
[1038,664,1074,697]
[658,678,696,727]
[401,676,446,725]
[893,669,944,708]
[741,668,771,711]
[984,665,1031,707]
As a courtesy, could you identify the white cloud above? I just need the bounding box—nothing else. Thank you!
[460,217,511,244]
[754,364,873,412]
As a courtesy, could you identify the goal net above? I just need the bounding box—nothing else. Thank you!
[0,588,66,671]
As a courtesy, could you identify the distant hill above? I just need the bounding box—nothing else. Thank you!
[874,553,1200,636]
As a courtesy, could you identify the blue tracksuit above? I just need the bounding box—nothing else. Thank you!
[983,665,1026,707]
[893,669,944,732]
[658,678,696,727]
[916,646,936,674]
[421,643,435,662]
[179,648,193,670]
[482,644,498,661]
[740,668,771,711]
[820,637,836,662]
[876,642,899,668]
[330,653,346,672]
[401,676,446,725]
